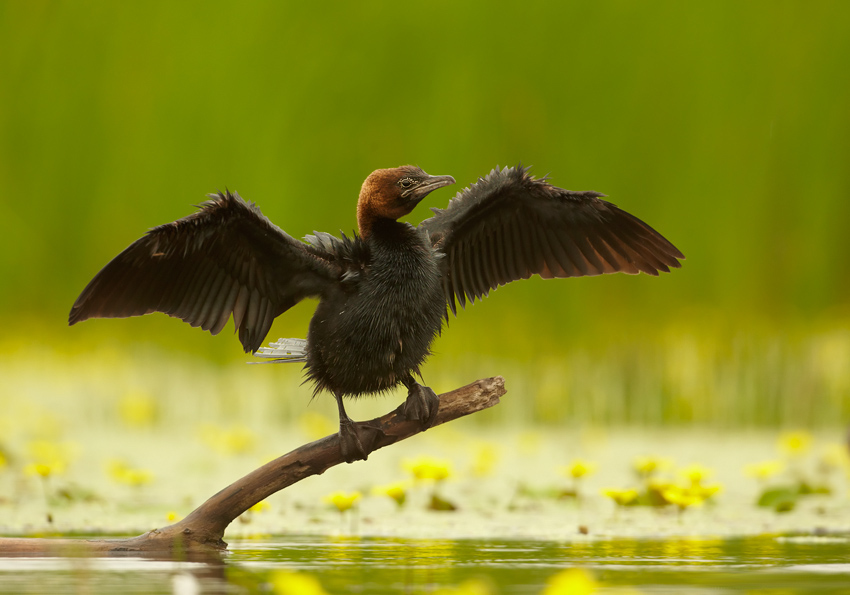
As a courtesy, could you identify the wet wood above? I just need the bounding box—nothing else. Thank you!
[0,376,505,557]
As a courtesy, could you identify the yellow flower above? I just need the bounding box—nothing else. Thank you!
[744,460,784,480]
[26,440,75,475]
[601,488,639,506]
[0,450,7,469]
[118,390,158,428]
[269,570,330,595]
[541,568,598,595]
[166,511,181,522]
[403,456,453,482]
[660,483,721,509]
[633,456,672,478]
[323,490,361,512]
[199,423,256,456]
[471,442,499,477]
[779,431,812,456]
[563,460,597,480]
[371,481,408,507]
[679,464,713,486]
[25,463,54,478]
[249,500,271,513]
[818,444,850,473]
[107,459,154,486]
[661,485,704,510]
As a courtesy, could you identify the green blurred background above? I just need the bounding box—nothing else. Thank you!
[2,0,849,427]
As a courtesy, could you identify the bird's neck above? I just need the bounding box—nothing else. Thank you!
[356,198,379,240]
[357,192,404,240]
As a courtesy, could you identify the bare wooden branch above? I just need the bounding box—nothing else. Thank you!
[0,376,506,557]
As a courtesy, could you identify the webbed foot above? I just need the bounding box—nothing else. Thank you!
[338,418,381,463]
[401,383,440,429]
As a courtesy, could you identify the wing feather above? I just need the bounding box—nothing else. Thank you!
[69,190,340,352]
[419,165,683,314]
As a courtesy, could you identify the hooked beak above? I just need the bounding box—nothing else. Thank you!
[410,173,456,202]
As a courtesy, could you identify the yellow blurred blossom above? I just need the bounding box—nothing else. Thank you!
[541,568,598,595]
[200,423,256,456]
[633,455,672,479]
[26,440,76,475]
[25,463,55,478]
[269,570,330,595]
[432,578,495,595]
[745,460,784,481]
[563,460,597,480]
[107,459,154,487]
[601,488,639,507]
[661,485,705,510]
[0,450,7,469]
[323,490,361,512]
[471,442,499,477]
[679,464,713,486]
[779,431,812,457]
[818,443,850,473]
[118,389,158,428]
[166,511,181,522]
[403,456,453,482]
[249,500,271,513]
[298,411,336,441]
[371,481,409,508]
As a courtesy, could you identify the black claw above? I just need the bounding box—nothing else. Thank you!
[401,383,440,429]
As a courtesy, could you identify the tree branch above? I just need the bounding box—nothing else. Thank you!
[0,376,506,557]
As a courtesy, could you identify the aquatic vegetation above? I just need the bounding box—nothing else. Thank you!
[403,456,457,511]
[751,436,842,512]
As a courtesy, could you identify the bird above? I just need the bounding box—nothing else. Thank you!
[69,164,684,462]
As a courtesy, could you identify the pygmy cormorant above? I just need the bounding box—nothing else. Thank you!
[69,165,684,461]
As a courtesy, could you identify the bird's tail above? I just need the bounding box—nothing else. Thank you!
[249,338,308,364]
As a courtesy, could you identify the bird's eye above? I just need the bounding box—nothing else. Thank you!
[399,178,414,189]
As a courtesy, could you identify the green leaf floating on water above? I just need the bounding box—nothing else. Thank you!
[757,487,799,512]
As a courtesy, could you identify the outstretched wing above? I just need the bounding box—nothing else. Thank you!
[418,165,684,315]
[69,190,339,352]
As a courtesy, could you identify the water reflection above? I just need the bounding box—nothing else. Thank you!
[227,534,850,594]
[1,534,849,594]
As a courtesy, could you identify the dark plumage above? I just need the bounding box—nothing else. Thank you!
[70,165,684,461]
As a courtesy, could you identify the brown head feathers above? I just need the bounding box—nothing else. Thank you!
[357,166,455,237]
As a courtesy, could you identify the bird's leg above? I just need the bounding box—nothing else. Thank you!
[400,374,440,429]
[334,392,371,463]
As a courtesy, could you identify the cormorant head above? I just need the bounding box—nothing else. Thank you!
[357,166,455,236]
